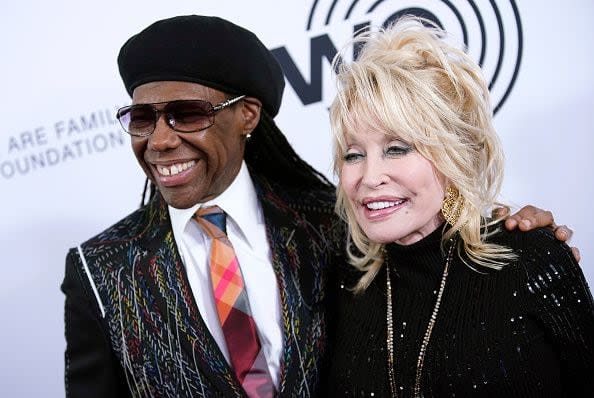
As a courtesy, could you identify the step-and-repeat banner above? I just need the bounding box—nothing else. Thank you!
[2,1,593,396]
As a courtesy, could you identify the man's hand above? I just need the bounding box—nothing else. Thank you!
[493,205,580,262]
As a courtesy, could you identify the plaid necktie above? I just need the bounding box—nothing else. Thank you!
[194,205,276,398]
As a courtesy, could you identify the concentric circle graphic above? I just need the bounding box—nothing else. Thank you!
[306,0,523,114]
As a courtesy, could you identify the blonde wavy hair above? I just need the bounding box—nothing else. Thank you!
[330,17,517,291]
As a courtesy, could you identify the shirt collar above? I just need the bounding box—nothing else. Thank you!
[168,161,263,248]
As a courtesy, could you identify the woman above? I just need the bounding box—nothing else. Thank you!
[326,18,594,397]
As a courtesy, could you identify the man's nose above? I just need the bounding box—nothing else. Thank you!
[148,114,181,151]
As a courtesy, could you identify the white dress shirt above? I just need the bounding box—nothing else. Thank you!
[169,162,282,386]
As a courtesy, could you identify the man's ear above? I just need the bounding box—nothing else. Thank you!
[241,97,262,134]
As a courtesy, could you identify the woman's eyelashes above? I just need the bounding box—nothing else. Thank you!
[385,143,413,157]
[343,150,363,163]
[343,141,413,163]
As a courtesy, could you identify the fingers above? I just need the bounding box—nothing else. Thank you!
[530,210,554,229]
[492,206,510,219]
[555,226,579,263]
[493,206,515,229]
[503,206,533,231]
[504,213,537,231]
[571,247,581,263]
[505,206,555,231]
[553,225,573,242]
[498,206,579,263]
[504,216,519,230]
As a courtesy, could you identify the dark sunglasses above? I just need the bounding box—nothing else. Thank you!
[116,95,246,137]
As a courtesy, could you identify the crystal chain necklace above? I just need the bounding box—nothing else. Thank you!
[386,236,458,398]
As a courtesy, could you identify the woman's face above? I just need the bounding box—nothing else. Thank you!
[340,127,447,245]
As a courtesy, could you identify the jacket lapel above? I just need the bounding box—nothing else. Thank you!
[135,195,245,397]
[257,184,324,396]
[130,180,329,397]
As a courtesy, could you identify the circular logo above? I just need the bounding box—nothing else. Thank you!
[306,0,523,114]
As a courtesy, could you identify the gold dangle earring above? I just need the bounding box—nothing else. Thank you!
[441,186,465,226]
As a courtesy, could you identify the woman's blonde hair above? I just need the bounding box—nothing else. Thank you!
[330,17,516,291]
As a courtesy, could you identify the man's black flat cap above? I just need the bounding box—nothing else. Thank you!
[118,15,285,117]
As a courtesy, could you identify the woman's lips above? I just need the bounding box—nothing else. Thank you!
[362,198,408,220]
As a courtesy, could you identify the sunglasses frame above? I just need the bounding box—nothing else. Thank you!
[116,95,246,137]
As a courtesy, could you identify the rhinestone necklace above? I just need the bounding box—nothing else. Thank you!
[386,235,458,398]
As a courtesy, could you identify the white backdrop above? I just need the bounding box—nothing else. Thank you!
[1,1,593,396]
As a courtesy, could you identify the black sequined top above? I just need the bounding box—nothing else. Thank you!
[326,225,594,397]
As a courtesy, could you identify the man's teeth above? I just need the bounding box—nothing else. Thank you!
[366,200,404,210]
[157,160,196,176]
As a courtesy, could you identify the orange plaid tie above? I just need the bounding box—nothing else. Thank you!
[194,206,275,398]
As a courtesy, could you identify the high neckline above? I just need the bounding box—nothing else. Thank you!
[388,222,446,252]
[385,223,449,277]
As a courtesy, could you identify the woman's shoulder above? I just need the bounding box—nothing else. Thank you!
[487,224,589,294]
[486,223,572,263]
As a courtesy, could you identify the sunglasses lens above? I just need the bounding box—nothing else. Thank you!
[118,105,155,136]
[167,100,214,132]
[116,100,218,136]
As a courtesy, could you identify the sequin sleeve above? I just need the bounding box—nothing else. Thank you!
[521,228,594,396]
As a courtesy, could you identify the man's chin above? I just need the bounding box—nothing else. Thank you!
[161,193,197,210]
[154,186,195,209]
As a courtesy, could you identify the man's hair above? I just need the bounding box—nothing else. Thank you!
[245,111,332,191]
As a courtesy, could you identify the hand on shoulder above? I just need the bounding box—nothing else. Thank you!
[493,205,580,262]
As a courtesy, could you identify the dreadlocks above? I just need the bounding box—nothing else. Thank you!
[245,111,333,191]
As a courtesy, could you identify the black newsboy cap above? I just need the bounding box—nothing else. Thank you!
[118,15,285,117]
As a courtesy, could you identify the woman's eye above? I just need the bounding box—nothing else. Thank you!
[385,145,412,156]
[343,152,363,163]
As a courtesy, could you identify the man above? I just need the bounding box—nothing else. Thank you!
[61,15,574,398]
